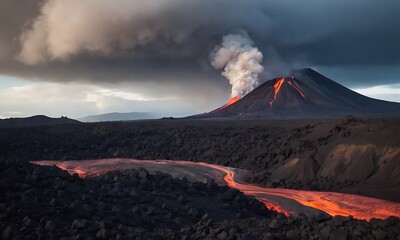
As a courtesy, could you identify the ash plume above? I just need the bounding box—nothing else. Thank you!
[210,33,264,98]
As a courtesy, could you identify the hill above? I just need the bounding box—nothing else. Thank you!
[0,115,80,128]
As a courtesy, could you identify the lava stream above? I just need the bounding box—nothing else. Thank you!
[211,96,239,113]
[32,159,400,221]
[288,80,305,97]
[269,77,306,108]
[269,78,285,108]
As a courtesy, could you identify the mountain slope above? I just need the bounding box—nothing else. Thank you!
[204,68,400,119]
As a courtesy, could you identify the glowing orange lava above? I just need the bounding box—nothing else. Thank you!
[269,77,306,108]
[225,96,240,106]
[211,96,240,113]
[269,78,285,108]
[32,159,400,220]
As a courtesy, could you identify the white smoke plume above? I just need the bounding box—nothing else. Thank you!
[210,32,264,98]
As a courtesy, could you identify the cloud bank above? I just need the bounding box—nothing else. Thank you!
[17,0,272,66]
[0,0,399,92]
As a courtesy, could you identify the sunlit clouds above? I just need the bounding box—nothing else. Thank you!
[352,84,400,103]
[0,79,200,118]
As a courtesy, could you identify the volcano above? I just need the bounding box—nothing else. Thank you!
[202,68,400,119]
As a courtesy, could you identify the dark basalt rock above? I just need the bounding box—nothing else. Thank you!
[1,151,400,239]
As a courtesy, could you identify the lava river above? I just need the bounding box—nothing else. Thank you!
[32,159,400,221]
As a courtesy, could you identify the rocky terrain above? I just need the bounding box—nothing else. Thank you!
[1,159,399,240]
[1,116,399,201]
[0,159,267,239]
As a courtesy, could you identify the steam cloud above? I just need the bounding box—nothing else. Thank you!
[210,33,264,98]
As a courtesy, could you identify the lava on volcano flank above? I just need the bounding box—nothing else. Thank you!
[269,77,305,108]
[210,96,240,113]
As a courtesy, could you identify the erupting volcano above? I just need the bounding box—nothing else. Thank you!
[204,68,400,119]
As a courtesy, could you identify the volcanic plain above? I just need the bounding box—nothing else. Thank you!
[1,116,400,239]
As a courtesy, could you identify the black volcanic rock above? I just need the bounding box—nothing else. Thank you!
[204,68,400,119]
[0,115,80,128]
[0,160,271,239]
[2,160,399,239]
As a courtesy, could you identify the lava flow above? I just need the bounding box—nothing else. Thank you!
[211,96,239,113]
[269,77,305,108]
[269,78,285,108]
[287,76,305,97]
[32,159,400,221]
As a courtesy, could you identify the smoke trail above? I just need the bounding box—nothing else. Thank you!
[210,32,264,98]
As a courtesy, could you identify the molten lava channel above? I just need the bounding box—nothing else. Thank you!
[288,80,305,97]
[269,77,305,108]
[211,96,239,113]
[269,78,285,108]
[32,159,400,221]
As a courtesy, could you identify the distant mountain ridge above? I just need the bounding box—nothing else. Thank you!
[198,68,400,119]
[79,112,160,122]
[0,115,80,128]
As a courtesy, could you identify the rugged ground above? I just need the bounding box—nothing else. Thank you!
[1,116,399,201]
[1,160,399,240]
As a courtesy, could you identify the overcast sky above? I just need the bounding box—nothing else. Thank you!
[0,0,399,119]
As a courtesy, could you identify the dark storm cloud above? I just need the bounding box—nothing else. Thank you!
[0,0,399,86]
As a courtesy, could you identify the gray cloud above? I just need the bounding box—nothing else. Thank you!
[0,0,399,88]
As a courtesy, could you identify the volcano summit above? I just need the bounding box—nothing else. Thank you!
[202,68,400,119]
